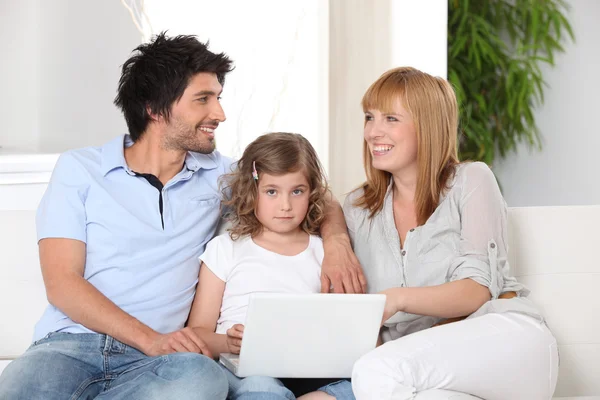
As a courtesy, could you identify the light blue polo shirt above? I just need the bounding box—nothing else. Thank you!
[33,135,233,341]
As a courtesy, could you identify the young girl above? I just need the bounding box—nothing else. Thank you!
[187,132,347,400]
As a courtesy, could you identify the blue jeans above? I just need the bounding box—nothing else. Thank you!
[222,365,355,400]
[319,379,355,399]
[0,332,228,400]
[222,365,295,400]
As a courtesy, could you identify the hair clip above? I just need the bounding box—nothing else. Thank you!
[252,161,259,181]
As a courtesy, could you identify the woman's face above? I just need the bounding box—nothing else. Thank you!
[363,99,418,176]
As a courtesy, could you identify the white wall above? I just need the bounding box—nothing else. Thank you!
[144,0,330,167]
[328,0,448,197]
[0,0,40,153]
[0,0,140,154]
[1,0,448,199]
[494,0,600,207]
[37,0,140,152]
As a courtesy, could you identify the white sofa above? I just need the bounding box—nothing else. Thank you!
[0,207,598,399]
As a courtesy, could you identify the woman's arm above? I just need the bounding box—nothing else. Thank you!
[383,163,506,321]
[381,279,490,322]
[187,263,232,358]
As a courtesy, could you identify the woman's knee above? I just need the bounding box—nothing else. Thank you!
[352,352,416,400]
[353,350,395,382]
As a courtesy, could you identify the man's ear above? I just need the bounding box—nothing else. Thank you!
[146,105,163,123]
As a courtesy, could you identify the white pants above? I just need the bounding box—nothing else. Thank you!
[351,313,559,400]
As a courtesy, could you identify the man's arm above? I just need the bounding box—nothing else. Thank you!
[40,238,211,357]
[319,193,367,294]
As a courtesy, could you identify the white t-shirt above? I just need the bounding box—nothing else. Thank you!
[199,233,324,334]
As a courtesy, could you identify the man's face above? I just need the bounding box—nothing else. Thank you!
[162,72,226,154]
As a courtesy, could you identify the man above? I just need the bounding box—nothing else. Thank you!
[0,33,365,399]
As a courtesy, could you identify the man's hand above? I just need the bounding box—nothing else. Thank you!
[143,327,213,358]
[226,324,244,354]
[321,235,367,294]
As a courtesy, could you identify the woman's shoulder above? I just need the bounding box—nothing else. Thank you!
[453,161,498,190]
[343,187,374,224]
[450,161,504,207]
[456,161,494,177]
[342,187,366,213]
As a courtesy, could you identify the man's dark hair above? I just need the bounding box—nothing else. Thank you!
[114,32,233,141]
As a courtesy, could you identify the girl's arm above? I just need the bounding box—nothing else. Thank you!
[187,262,233,358]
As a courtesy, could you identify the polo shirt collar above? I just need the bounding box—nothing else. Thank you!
[100,135,218,176]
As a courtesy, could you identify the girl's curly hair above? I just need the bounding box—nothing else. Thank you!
[221,132,329,240]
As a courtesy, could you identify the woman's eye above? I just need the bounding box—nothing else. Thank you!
[364,115,373,122]
[386,116,398,122]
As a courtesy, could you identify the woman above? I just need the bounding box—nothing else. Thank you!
[344,67,558,400]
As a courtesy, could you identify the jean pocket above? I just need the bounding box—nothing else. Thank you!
[31,332,56,347]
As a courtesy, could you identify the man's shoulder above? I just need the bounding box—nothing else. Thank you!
[62,145,103,165]
[52,145,104,181]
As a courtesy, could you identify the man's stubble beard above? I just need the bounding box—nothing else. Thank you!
[163,118,216,154]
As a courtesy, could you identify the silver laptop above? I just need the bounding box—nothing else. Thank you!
[219,293,385,378]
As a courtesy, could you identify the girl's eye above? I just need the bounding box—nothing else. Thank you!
[266,189,276,196]
[292,189,304,195]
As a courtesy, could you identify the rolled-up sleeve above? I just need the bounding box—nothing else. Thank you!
[36,152,89,243]
[447,163,508,299]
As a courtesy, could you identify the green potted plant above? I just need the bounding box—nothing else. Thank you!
[448,0,574,164]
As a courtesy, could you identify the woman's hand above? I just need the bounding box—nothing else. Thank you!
[226,324,244,354]
[380,288,402,325]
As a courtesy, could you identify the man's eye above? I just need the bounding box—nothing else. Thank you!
[197,97,208,103]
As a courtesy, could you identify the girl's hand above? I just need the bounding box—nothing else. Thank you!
[226,324,244,354]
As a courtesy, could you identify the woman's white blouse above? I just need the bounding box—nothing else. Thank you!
[343,162,545,342]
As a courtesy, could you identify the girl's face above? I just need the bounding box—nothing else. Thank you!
[255,170,311,235]
[363,99,418,176]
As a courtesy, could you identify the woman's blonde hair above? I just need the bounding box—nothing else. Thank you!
[221,132,329,240]
[354,66,460,225]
